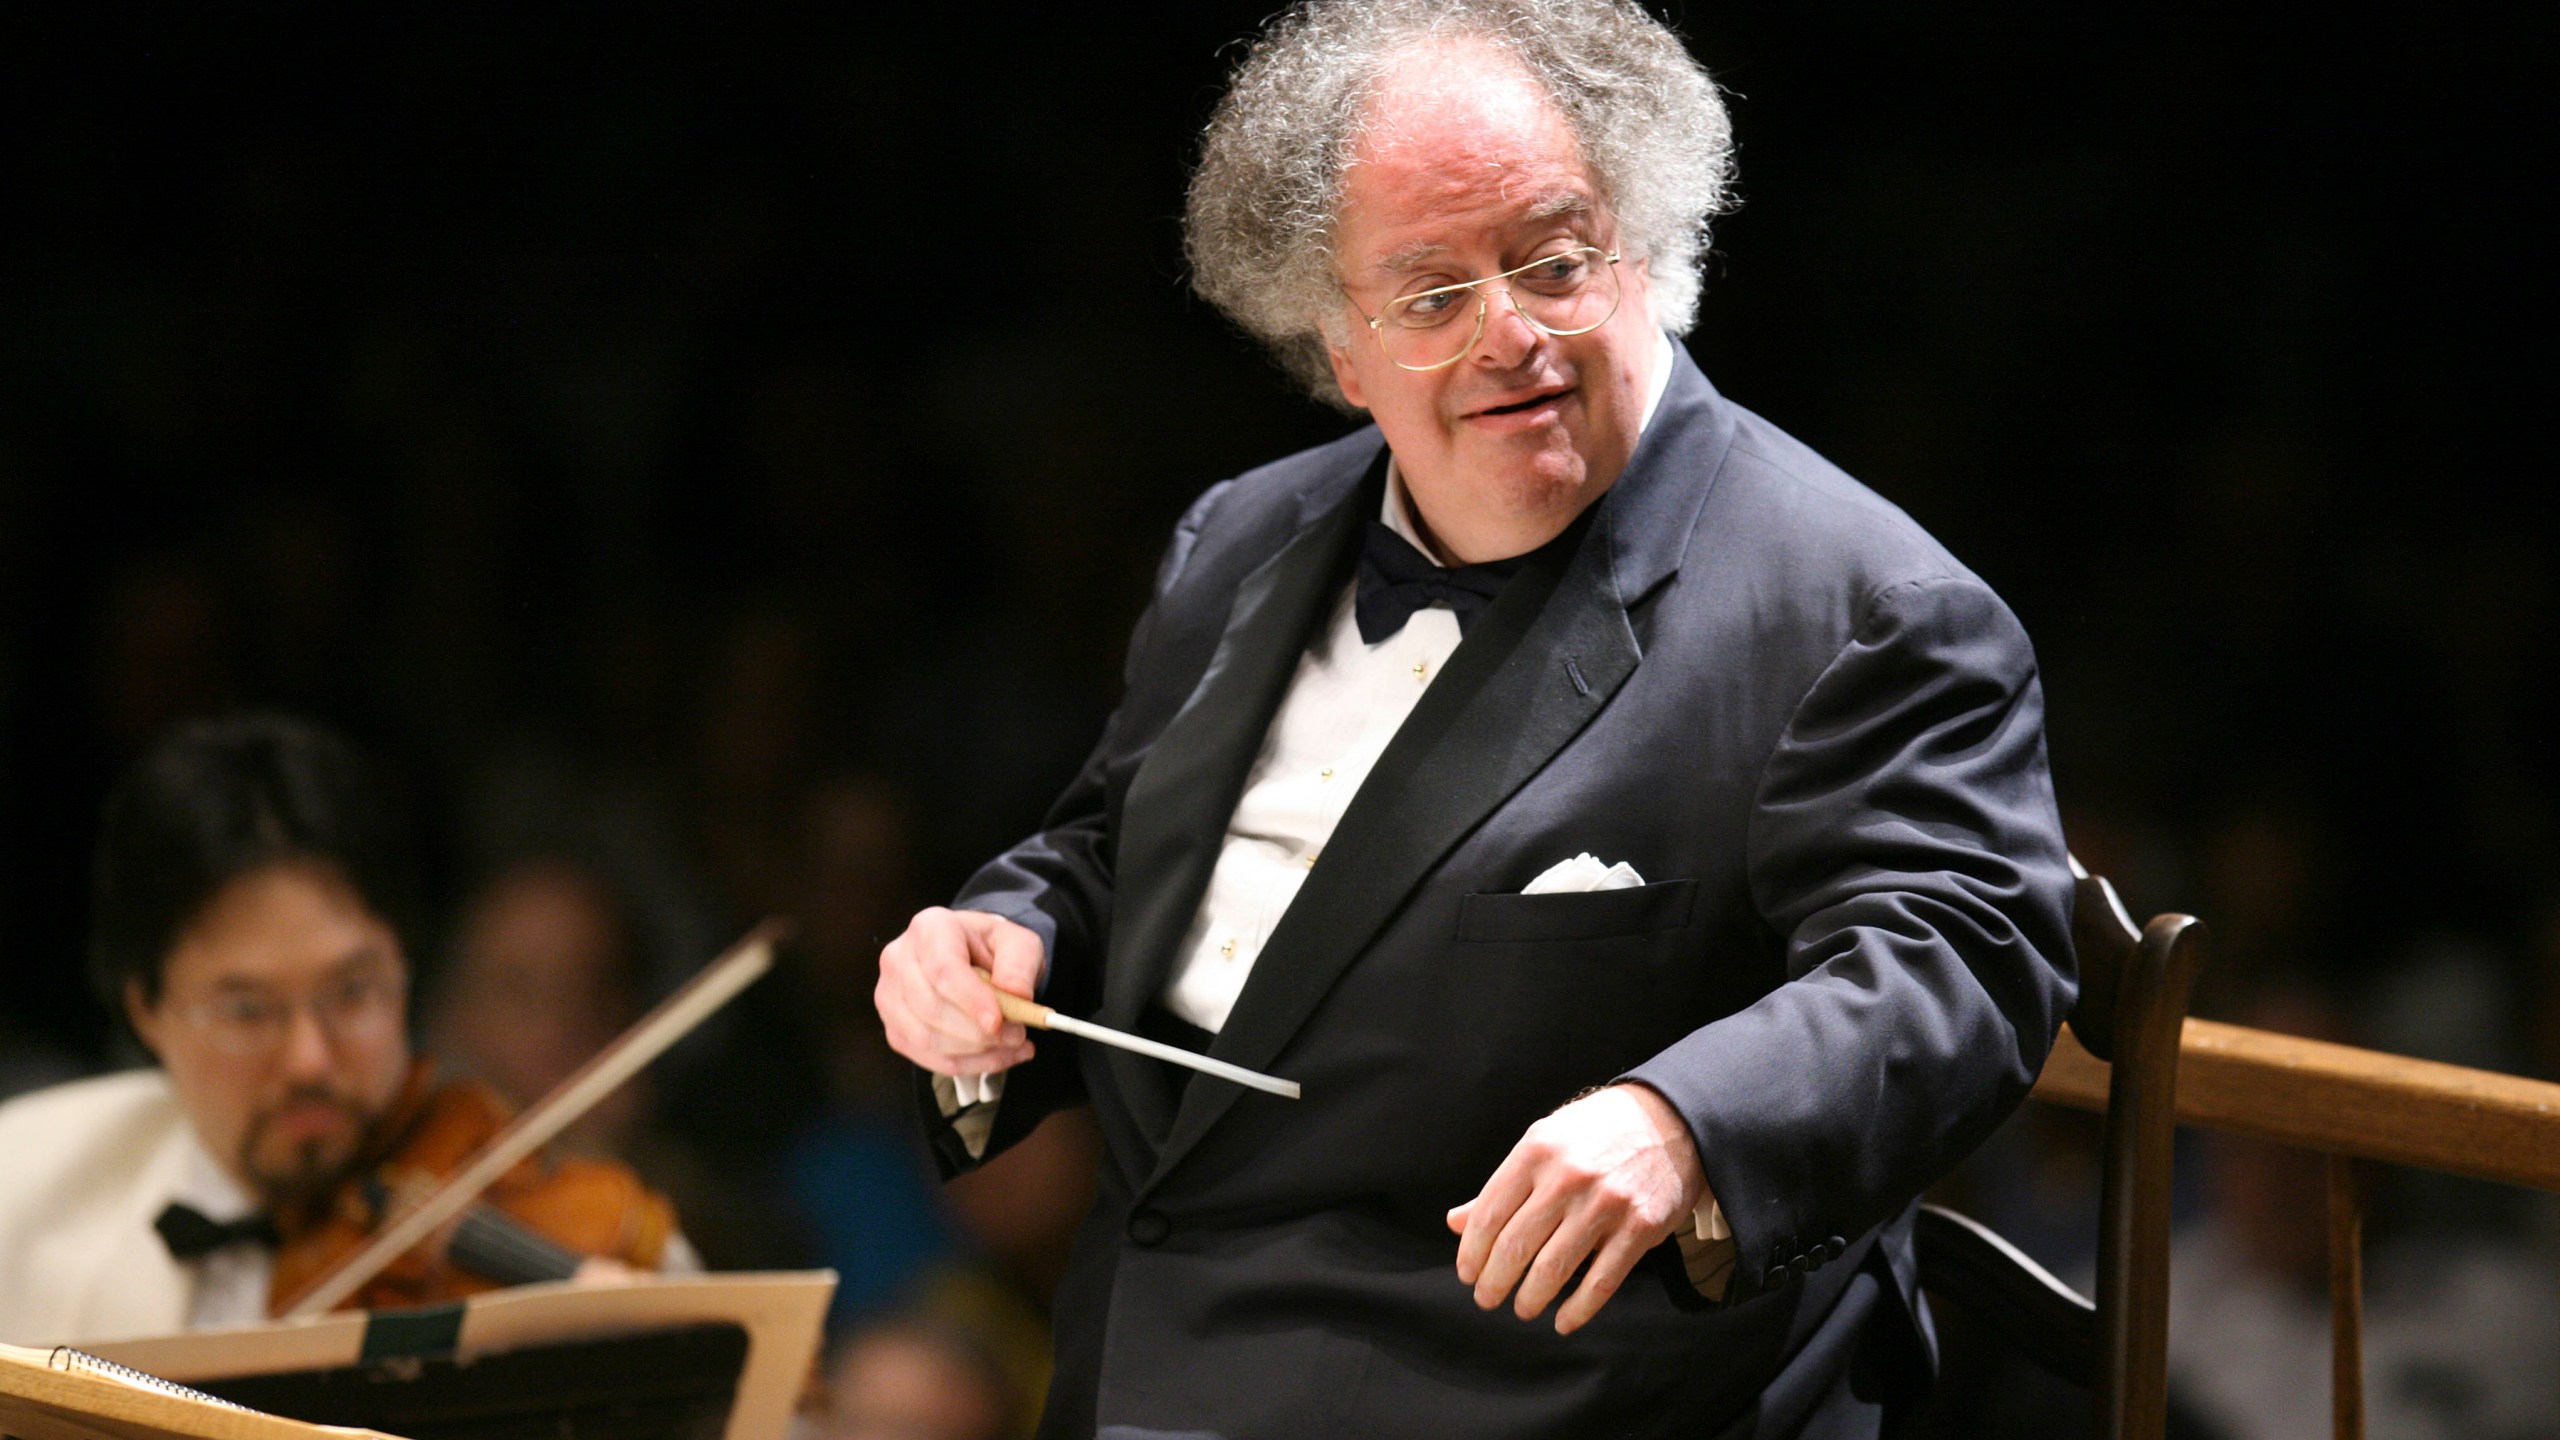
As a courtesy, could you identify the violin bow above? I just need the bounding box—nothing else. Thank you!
[276,919,787,1317]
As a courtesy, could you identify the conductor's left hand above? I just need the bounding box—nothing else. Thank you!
[1446,1082,1707,1336]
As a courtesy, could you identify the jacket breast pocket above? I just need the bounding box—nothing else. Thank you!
[1455,878,1699,943]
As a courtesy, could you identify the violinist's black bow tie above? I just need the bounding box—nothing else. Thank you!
[155,1202,279,1260]
[1354,521,1526,644]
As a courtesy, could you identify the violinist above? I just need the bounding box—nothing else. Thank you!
[0,713,698,1345]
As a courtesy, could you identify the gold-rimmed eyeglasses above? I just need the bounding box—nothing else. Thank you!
[1351,245,1622,372]
[162,967,408,1056]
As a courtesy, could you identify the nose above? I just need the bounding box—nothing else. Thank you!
[278,1000,337,1080]
[1472,286,1543,369]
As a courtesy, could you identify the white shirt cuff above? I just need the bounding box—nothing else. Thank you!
[931,1072,1005,1160]
[1692,1194,1729,1242]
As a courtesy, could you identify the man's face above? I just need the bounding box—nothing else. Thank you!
[127,861,411,1206]
[1326,45,1659,561]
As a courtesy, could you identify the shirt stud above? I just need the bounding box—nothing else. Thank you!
[1411,661,1428,680]
[1219,938,1237,959]
[1319,767,1334,780]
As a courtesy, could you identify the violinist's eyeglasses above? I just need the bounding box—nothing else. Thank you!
[1345,245,1623,371]
[164,968,408,1056]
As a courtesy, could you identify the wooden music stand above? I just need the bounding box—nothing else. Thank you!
[78,1274,832,1440]
[3,1342,400,1440]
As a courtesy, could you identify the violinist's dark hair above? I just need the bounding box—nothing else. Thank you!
[90,713,423,1010]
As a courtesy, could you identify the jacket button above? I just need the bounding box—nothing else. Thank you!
[1789,1252,1813,1271]
[1126,1208,1171,1247]
[1824,1235,1847,1259]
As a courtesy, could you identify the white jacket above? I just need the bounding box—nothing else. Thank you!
[0,1070,206,1344]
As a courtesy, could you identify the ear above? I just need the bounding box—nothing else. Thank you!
[125,977,166,1061]
[1326,339,1370,411]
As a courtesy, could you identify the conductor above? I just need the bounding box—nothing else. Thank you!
[874,2,2075,1435]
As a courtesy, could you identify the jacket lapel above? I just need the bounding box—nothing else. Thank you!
[1141,507,1646,1195]
[1099,462,1378,1143]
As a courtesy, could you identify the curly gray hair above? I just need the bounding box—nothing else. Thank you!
[1185,0,1735,408]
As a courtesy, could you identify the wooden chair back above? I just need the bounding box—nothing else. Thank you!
[1912,856,2206,1439]
[2035,904,2560,1440]
[2068,856,2208,1439]
[1918,853,2560,1439]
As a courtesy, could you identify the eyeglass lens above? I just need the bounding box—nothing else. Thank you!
[1378,247,1619,370]
[181,971,405,1054]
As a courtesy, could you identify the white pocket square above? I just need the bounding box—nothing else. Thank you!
[1521,852,1646,894]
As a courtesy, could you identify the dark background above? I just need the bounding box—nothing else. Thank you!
[5,2,2560,1424]
[2,2,2555,1156]
[5,5,2559,1430]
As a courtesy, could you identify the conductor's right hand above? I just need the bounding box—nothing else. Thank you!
[875,907,1044,1076]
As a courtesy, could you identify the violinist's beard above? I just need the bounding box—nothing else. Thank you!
[239,1086,375,1205]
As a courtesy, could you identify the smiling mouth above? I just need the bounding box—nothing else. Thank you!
[1477,388,1569,417]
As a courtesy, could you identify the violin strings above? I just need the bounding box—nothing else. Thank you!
[449,1206,584,1284]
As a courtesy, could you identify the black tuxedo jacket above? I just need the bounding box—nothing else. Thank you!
[925,347,2075,1439]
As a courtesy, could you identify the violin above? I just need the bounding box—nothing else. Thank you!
[267,1064,678,1315]
[266,923,780,1317]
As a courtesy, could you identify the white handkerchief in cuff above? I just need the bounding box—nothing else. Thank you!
[933,1072,1006,1160]
[1519,853,1728,1246]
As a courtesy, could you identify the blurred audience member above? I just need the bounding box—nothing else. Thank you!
[2167,985,2557,1439]
[907,1111,1102,1435]
[939,1111,1097,1312]
[782,1096,956,1330]
[430,857,650,1151]
[428,849,801,1272]
[2363,935,2541,1239]
[775,777,957,1328]
[795,776,926,1108]
[776,771,1098,1395]
[815,1316,1012,1440]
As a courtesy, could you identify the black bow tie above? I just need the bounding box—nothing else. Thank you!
[1354,521,1527,644]
[155,1202,279,1260]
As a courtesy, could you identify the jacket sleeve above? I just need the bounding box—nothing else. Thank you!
[913,481,1234,1177]
[1622,573,2076,1300]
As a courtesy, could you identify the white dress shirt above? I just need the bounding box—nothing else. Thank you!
[1158,483,1464,1031]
